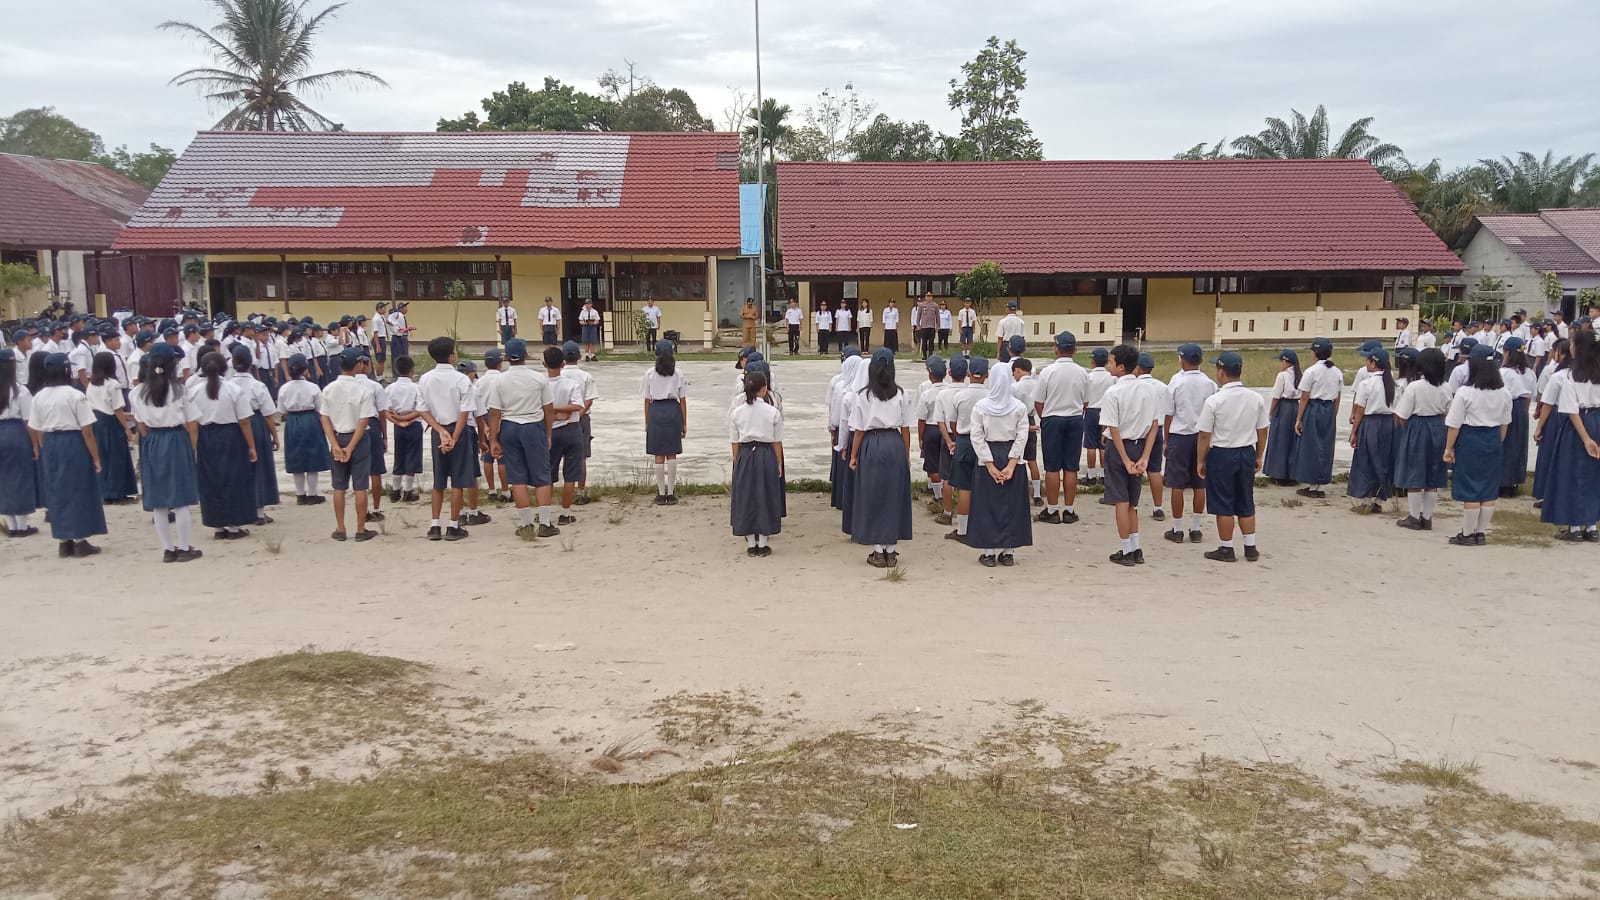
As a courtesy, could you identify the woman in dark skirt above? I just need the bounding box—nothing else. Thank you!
[1498,342,1536,497]
[0,350,41,537]
[25,353,106,557]
[641,339,688,505]
[1346,348,1397,510]
[848,348,916,567]
[130,344,203,563]
[193,352,258,539]
[1263,350,1301,484]
[1543,331,1600,539]
[1533,342,1572,505]
[1393,348,1451,530]
[1443,351,1512,546]
[230,347,280,522]
[827,352,863,510]
[277,354,331,505]
[1291,338,1343,497]
[836,355,869,535]
[967,361,1033,566]
[729,370,786,556]
[86,351,138,503]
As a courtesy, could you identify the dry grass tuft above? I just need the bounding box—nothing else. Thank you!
[1380,756,1482,791]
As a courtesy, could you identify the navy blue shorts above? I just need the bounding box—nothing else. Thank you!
[366,416,387,476]
[431,429,477,490]
[1163,431,1203,489]
[1041,415,1084,472]
[1146,430,1165,474]
[1204,445,1256,517]
[392,421,423,475]
[1083,408,1104,450]
[499,420,552,488]
[542,325,558,345]
[1104,438,1147,506]
[549,425,584,483]
[960,326,974,344]
[1023,425,1038,462]
[330,432,371,491]
[581,414,592,459]
[374,336,387,363]
[950,435,978,491]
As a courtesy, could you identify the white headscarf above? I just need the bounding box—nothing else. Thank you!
[976,355,1024,416]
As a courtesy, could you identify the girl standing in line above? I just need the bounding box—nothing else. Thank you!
[1393,348,1451,531]
[967,360,1033,567]
[0,350,40,538]
[828,352,864,512]
[642,339,688,505]
[1498,338,1535,498]
[87,351,138,505]
[193,352,258,541]
[230,346,280,524]
[130,344,203,563]
[1347,348,1397,512]
[1532,339,1571,508]
[1292,338,1343,498]
[729,370,785,557]
[278,354,331,506]
[937,301,953,352]
[849,347,916,568]
[836,353,870,536]
[1443,348,1512,546]
[1263,349,1301,486]
[1542,332,1600,541]
[857,302,873,352]
[25,353,105,558]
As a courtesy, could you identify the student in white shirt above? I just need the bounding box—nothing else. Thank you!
[560,342,599,504]
[967,360,1032,567]
[1498,339,1536,497]
[496,298,519,346]
[784,299,804,356]
[130,344,203,562]
[229,346,280,524]
[881,299,901,354]
[1133,352,1173,521]
[29,354,107,557]
[1415,319,1437,351]
[857,301,873,352]
[1261,350,1301,485]
[1195,351,1269,562]
[1082,347,1114,485]
[1444,347,1513,544]
[1033,332,1089,524]
[417,336,477,540]
[1544,332,1600,538]
[0,349,41,538]
[848,347,916,567]
[938,301,955,353]
[957,299,978,355]
[1008,347,1043,506]
[642,339,688,504]
[1162,344,1219,542]
[729,367,785,556]
[641,297,662,347]
[833,303,854,349]
[319,349,378,542]
[930,355,967,524]
[483,338,557,537]
[1347,347,1398,511]
[542,349,590,526]
[384,356,424,502]
[1291,337,1344,497]
[995,302,1026,363]
[354,353,391,522]
[1098,344,1161,566]
[815,302,834,355]
[278,355,331,506]
[1394,318,1413,351]
[941,355,990,543]
[86,352,137,504]
[577,300,602,361]
[1531,339,1572,507]
[387,303,413,363]
[915,355,950,511]
[68,330,103,385]
[191,352,259,540]
[1394,347,1452,530]
[370,301,390,379]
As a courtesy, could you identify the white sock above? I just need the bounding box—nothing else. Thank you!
[153,510,175,551]
[665,460,678,491]
[1130,532,1141,551]
[655,463,667,494]
[757,534,768,548]
[932,482,943,500]
[1480,505,1495,533]
[1221,537,1235,549]
[874,544,885,553]
[1031,480,1041,498]
[1460,508,1479,534]
[306,472,319,494]
[293,473,307,494]
[431,518,441,528]
[985,548,998,556]
[956,514,968,535]
[538,505,553,526]
[1122,537,1133,553]
[746,534,758,548]
[1063,504,1075,515]
[1153,505,1165,516]
[1571,525,1583,533]
[518,507,534,527]
[884,542,896,553]
[403,475,414,491]
[1190,513,1204,530]
[1243,532,1256,547]
[256,507,265,519]
[1407,493,1423,518]
[1422,490,1438,518]
[1001,548,1013,557]
[1588,525,1598,534]
[447,519,458,530]
[174,506,192,549]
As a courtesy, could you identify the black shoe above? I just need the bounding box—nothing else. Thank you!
[427,525,443,541]
[402,491,419,503]
[1131,549,1145,565]
[867,551,891,568]
[214,528,249,540]
[1036,509,1061,525]
[1448,532,1477,546]
[1151,509,1166,521]
[1032,496,1045,507]
[979,554,998,567]
[933,512,953,526]
[652,494,668,506]
[574,493,593,506]
[1189,529,1204,543]
[1396,516,1425,530]
[944,530,967,544]
[998,553,1016,567]
[1204,546,1237,562]
[163,549,179,563]
[331,531,347,542]
[444,526,469,541]
[59,540,75,558]
[1243,545,1260,562]
[6,526,37,539]
[466,512,493,526]
[296,495,309,506]
[1367,501,1384,514]
[666,494,679,506]
[254,516,274,526]
[366,510,385,522]
[71,540,100,557]
[1163,529,1184,543]
[747,546,760,557]
[1061,510,1080,524]
[353,530,377,542]
[758,545,774,557]
[389,489,402,503]
[309,495,326,505]
[1473,532,1487,546]
[175,548,203,563]
[1109,550,1137,567]
[1098,496,1117,506]
[1295,487,1324,498]
[557,514,577,525]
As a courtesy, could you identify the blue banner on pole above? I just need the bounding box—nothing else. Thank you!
[739,183,766,258]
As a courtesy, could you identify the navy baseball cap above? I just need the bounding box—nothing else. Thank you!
[1054,331,1077,350]
[1091,347,1108,364]
[1007,335,1026,355]
[502,339,525,361]
[1310,337,1334,353]
[1503,336,1525,351]
[9,329,28,342]
[968,356,990,377]
[948,355,969,379]
[1367,347,1390,368]
[1136,351,1156,370]
[1211,351,1243,374]
[483,348,504,366]
[1277,348,1299,365]
[1177,342,1204,363]
[1468,343,1495,360]
[1007,300,1019,310]
[456,359,477,373]
[1358,339,1383,354]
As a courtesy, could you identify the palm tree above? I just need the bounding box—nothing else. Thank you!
[1231,105,1403,172]
[162,0,387,131]
[743,98,792,171]
[1392,159,1495,247]
[1476,151,1597,213]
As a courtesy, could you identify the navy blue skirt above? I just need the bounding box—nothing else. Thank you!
[967,440,1033,550]
[197,422,258,527]
[829,435,846,509]
[1262,399,1299,481]
[1290,398,1336,485]
[645,399,683,456]
[93,411,138,501]
[730,442,785,536]
[42,430,107,541]
[1532,413,1569,500]
[0,419,40,516]
[139,426,199,510]
[249,411,279,508]
[850,429,913,545]
[582,325,601,345]
[838,429,858,534]
[1394,415,1447,490]
[282,409,331,473]
[1450,424,1503,503]
[393,421,424,475]
[1347,413,1395,499]
[1500,398,1530,487]
[1541,409,1600,526]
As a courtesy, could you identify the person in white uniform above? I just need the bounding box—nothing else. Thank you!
[1195,351,1269,563]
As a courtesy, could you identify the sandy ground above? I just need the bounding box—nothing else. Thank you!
[1,360,1590,838]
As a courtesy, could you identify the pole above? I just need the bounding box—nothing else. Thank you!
[754,0,769,357]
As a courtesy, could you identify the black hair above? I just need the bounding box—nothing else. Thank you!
[1416,348,1446,386]
[1502,347,1528,374]
[202,351,228,400]
[543,346,565,370]
[1314,343,1334,366]
[1283,355,1303,389]
[1570,333,1600,385]
[1550,339,1571,373]
[1377,360,1395,407]
[0,357,15,417]
[43,362,72,389]
[202,339,221,354]
[1466,356,1505,391]
[1395,352,1417,385]
[232,349,254,374]
[655,349,676,378]
[141,353,183,408]
[863,355,901,402]
[743,370,768,405]
[26,353,47,395]
[428,336,455,364]
[287,356,309,379]
[1110,344,1139,373]
[394,356,415,377]
[1010,357,1033,374]
[90,351,118,387]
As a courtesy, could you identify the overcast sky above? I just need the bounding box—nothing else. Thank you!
[5,0,1596,168]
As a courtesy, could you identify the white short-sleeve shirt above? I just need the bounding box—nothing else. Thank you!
[1298,363,1345,401]
[1446,386,1513,428]
[131,384,199,428]
[1197,381,1269,448]
[730,397,784,443]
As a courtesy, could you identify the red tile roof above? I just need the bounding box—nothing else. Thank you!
[114,131,741,254]
[1473,209,1600,274]
[0,153,151,251]
[776,159,1464,277]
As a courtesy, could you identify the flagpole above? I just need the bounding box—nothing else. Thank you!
[754,0,769,357]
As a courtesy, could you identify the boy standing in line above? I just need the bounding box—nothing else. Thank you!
[1099,344,1163,566]
[1163,343,1218,544]
[320,348,378,542]
[1196,351,1269,562]
[1033,331,1088,525]
[484,338,558,539]
[561,341,598,505]
[544,346,590,526]
[417,337,476,541]
[785,299,803,355]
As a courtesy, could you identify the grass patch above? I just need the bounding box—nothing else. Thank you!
[1487,508,1558,547]
[881,566,907,583]
[1380,756,1482,791]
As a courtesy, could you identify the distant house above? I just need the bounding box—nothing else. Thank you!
[1457,209,1600,320]
[776,159,1463,346]
[0,152,183,321]
[113,131,741,346]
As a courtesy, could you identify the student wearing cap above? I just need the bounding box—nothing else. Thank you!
[538,297,561,346]
[1262,349,1302,486]
[1033,331,1088,525]
[729,367,786,556]
[370,301,390,378]
[956,299,978,358]
[1527,323,1551,374]
[1415,319,1437,352]
[995,302,1025,364]
[561,341,598,504]
[1551,311,1569,341]
[847,347,916,567]
[86,351,137,504]
[968,358,1033,567]
[355,352,390,521]
[482,338,558,538]
[784,298,804,355]
[1163,343,1218,542]
[496,297,519,347]
[1512,312,1532,342]
[1195,351,1268,562]
[278,353,331,505]
[642,339,688,505]
[1082,346,1114,486]
[387,303,412,363]
[1347,346,1398,511]
[1394,318,1413,352]
[1393,347,1451,530]
[1098,344,1160,565]
[0,349,41,538]
[1542,330,1600,540]
[307,323,331,386]
[130,344,204,562]
[228,346,280,524]
[418,337,476,540]
[190,351,258,540]
[578,299,602,361]
[1499,337,1536,497]
[384,355,424,502]
[1291,337,1343,498]
[916,354,950,512]
[1444,346,1513,545]
[1133,351,1171,521]
[318,349,378,541]
[68,327,103,386]
[1445,337,1478,396]
[544,346,588,527]
[936,300,953,352]
[477,349,507,502]
[942,356,990,543]
[1008,347,1044,506]
[931,354,968,524]
[28,353,106,556]
[458,360,492,527]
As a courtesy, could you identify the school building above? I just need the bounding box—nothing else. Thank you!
[112,131,742,346]
[775,159,1464,347]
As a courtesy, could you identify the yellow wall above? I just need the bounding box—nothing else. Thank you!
[1145,278,1388,341]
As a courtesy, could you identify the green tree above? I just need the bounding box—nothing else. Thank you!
[438,78,611,132]
[1392,159,1494,247]
[955,261,1009,340]
[161,0,388,131]
[598,64,714,132]
[1477,151,1596,213]
[0,262,52,320]
[1230,105,1403,172]
[1174,138,1231,160]
[743,97,792,170]
[0,108,106,160]
[947,36,1043,161]
[97,144,179,188]
[848,115,975,162]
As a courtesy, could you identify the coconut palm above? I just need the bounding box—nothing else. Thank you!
[1392,159,1495,247]
[743,98,792,170]
[162,0,387,131]
[1231,105,1403,172]
[1476,151,1596,213]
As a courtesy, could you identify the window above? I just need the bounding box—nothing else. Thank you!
[843,282,859,299]
[905,279,956,297]
[611,261,704,301]
[1196,275,1361,295]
